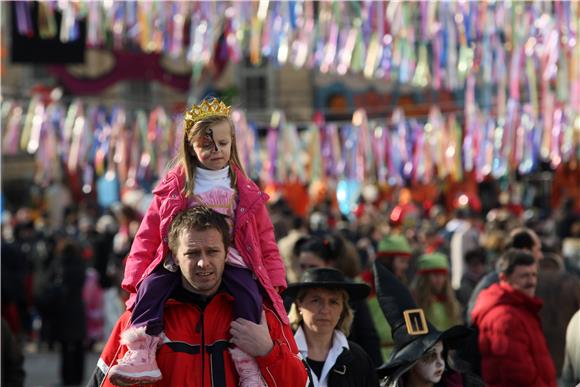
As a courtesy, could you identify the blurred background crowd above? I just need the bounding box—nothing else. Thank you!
[2,178,579,385]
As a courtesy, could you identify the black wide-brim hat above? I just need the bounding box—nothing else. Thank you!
[282,267,370,301]
[373,261,471,379]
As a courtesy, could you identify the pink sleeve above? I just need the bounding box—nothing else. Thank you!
[121,194,162,294]
[255,203,287,289]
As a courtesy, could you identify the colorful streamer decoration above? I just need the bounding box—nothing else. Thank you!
[8,1,577,100]
[1,96,578,202]
[4,1,580,212]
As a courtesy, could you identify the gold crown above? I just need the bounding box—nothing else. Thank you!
[184,98,232,126]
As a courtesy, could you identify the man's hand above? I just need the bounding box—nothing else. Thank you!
[229,311,274,357]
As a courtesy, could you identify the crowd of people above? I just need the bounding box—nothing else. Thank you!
[1,98,579,387]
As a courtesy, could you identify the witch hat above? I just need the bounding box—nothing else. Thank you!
[373,261,470,379]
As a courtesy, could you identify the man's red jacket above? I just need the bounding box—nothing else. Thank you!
[87,291,308,387]
[471,282,557,387]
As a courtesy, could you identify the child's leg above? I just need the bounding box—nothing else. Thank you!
[131,265,180,335]
[222,265,262,323]
[109,266,179,385]
[222,266,266,387]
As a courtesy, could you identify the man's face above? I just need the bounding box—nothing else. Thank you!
[504,263,538,297]
[174,227,226,296]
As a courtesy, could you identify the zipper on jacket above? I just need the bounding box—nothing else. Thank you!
[200,309,205,387]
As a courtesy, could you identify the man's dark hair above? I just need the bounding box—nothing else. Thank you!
[168,206,230,254]
[504,227,537,251]
[465,247,487,265]
[497,248,535,276]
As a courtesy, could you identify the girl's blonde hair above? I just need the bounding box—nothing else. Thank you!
[288,287,354,336]
[411,273,462,326]
[178,115,246,196]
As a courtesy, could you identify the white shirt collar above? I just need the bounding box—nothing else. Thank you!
[295,326,349,387]
[194,166,230,194]
[196,165,229,180]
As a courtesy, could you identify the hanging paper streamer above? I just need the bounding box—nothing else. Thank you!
[58,1,81,43]
[38,2,57,39]
[97,171,120,208]
[372,124,388,184]
[15,1,34,37]
[412,120,426,183]
[475,113,493,181]
[427,107,446,180]
[448,115,463,181]
[3,104,23,155]
[336,179,361,217]
[390,108,408,184]
[522,108,538,174]
[463,74,477,173]
[352,108,373,182]
[412,43,430,88]
[550,107,563,168]
[306,123,323,182]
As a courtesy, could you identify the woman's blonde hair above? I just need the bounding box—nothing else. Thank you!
[411,274,461,326]
[288,287,354,336]
[177,115,246,196]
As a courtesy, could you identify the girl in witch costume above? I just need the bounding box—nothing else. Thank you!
[107,98,287,386]
[373,261,483,387]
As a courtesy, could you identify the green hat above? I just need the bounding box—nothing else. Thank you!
[417,252,449,274]
[377,235,412,258]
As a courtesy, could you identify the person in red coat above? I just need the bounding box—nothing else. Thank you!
[88,206,307,387]
[471,249,557,387]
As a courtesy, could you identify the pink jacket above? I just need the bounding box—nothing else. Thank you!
[121,165,288,323]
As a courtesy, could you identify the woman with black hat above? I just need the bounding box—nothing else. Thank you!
[373,261,482,387]
[284,267,379,387]
[291,233,383,367]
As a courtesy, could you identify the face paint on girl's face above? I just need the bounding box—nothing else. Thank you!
[191,120,232,170]
[412,341,445,384]
[205,128,219,152]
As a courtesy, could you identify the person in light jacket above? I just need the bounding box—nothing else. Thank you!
[562,308,580,386]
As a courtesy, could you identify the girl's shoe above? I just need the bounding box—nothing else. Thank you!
[108,326,163,386]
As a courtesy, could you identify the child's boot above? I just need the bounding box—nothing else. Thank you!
[108,326,163,386]
[229,346,266,387]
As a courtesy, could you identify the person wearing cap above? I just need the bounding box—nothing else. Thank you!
[373,261,478,387]
[411,252,462,332]
[361,234,413,361]
[284,267,379,387]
